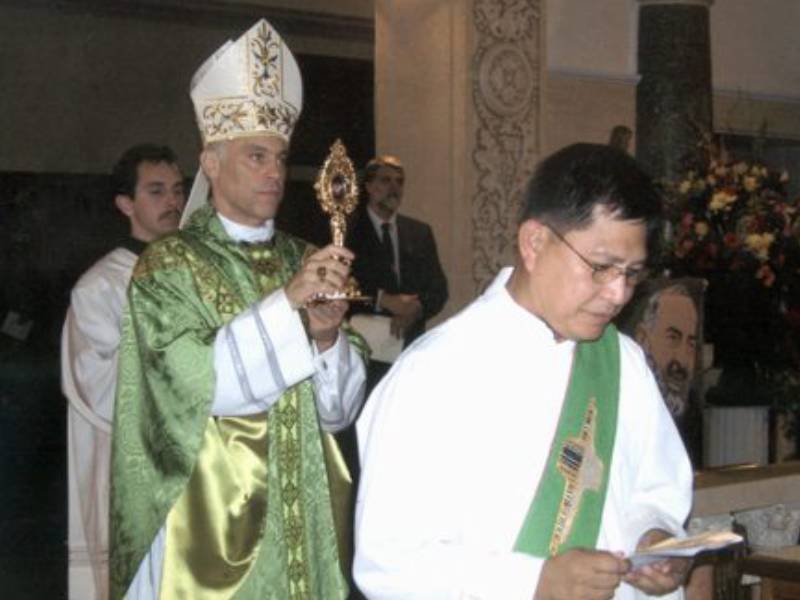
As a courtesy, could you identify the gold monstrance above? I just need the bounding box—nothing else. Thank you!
[314,139,371,302]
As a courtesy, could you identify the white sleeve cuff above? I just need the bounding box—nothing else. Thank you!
[624,510,686,553]
[212,289,314,415]
[312,333,367,431]
[312,332,347,384]
[253,289,315,388]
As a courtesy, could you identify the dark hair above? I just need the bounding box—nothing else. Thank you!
[363,154,404,185]
[639,283,694,331]
[520,143,663,258]
[608,125,632,150]
[112,143,179,197]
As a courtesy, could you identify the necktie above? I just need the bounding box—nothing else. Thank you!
[381,222,399,292]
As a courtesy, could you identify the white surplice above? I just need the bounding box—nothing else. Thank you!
[354,267,693,600]
[62,247,138,600]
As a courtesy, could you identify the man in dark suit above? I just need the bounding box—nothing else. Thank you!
[347,155,449,390]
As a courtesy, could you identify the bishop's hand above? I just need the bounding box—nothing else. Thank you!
[285,244,354,309]
[306,299,348,352]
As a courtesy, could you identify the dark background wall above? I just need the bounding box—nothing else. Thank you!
[0,2,374,596]
[0,1,374,172]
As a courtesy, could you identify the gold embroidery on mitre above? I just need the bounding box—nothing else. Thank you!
[251,21,281,98]
[549,398,604,555]
[197,22,300,144]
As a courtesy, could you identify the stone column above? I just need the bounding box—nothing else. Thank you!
[636,0,714,180]
[374,0,543,316]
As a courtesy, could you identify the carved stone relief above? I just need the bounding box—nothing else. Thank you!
[471,0,542,292]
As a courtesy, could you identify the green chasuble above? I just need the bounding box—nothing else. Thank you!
[514,325,620,557]
[110,205,366,599]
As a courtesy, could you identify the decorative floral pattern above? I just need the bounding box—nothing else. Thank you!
[251,21,281,99]
[195,20,300,144]
[471,0,542,293]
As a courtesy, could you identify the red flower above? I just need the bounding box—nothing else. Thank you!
[723,232,739,248]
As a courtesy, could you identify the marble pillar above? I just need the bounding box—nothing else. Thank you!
[374,0,543,315]
[636,0,714,180]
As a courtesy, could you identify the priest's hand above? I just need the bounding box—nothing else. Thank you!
[623,529,691,596]
[534,548,629,600]
[285,245,354,309]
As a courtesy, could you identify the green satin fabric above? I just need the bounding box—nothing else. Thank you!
[109,205,364,600]
[320,429,354,573]
[161,414,269,598]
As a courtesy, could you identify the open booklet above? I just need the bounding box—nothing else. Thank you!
[628,530,743,569]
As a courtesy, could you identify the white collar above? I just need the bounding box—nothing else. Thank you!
[217,212,275,243]
[488,267,574,345]
[366,205,397,233]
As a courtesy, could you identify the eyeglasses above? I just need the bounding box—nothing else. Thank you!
[545,224,648,286]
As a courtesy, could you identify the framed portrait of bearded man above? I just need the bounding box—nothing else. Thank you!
[616,277,706,467]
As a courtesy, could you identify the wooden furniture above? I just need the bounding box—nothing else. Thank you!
[693,461,800,518]
[741,546,800,600]
[690,462,800,599]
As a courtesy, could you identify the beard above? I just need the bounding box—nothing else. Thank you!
[662,387,688,417]
[647,355,690,417]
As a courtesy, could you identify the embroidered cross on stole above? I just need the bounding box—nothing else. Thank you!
[514,325,620,557]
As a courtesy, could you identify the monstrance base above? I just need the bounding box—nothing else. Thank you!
[309,292,373,305]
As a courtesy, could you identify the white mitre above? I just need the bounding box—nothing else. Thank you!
[180,19,303,227]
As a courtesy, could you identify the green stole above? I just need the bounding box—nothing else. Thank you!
[109,206,363,599]
[514,325,620,557]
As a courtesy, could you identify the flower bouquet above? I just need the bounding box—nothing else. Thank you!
[663,157,800,421]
